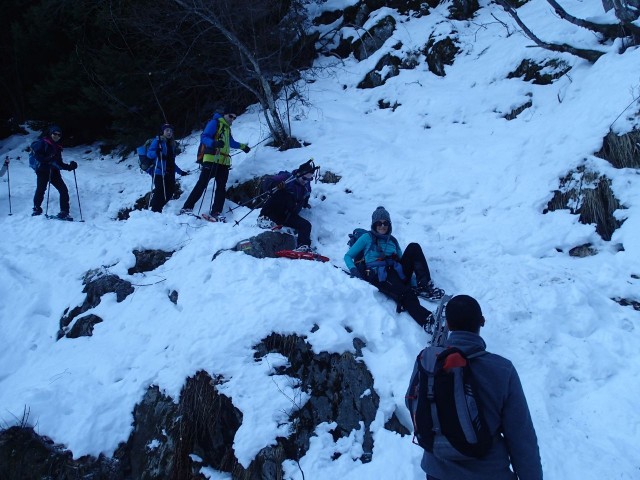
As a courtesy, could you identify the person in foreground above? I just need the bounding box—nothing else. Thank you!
[344,206,443,329]
[408,294,543,480]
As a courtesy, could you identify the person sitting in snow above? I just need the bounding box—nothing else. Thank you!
[344,206,444,330]
[180,106,251,221]
[146,123,188,213]
[406,295,543,480]
[30,125,77,220]
[258,159,317,252]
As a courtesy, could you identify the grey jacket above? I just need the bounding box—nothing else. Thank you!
[406,331,543,480]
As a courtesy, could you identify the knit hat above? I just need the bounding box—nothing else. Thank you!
[371,206,391,225]
[445,295,484,333]
[222,104,238,115]
[48,125,63,136]
[160,123,174,134]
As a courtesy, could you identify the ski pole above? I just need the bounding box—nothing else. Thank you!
[5,157,12,215]
[73,170,84,222]
[232,195,270,227]
[226,174,297,214]
[148,137,162,210]
[197,163,217,215]
[45,168,52,216]
[159,148,166,205]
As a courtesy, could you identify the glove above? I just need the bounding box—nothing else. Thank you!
[241,144,250,153]
[349,267,362,279]
[276,181,286,190]
[68,161,78,171]
[3,159,8,166]
[215,140,225,148]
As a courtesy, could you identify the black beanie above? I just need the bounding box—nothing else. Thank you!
[48,125,63,136]
[446,295,484,332]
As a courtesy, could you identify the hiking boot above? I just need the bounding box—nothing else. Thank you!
[57,211,73,221]
[201,213,226,223]
[179,208,193,215]
[32,206,43,216]
[257,216,277,229]
[414,281,445,300]
[293,245,312,253]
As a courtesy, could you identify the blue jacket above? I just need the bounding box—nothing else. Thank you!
[344,231,405,283]
[344,231,402,271]
[406,331,543,480]
[146,137,185,177]
[200,113,245,166]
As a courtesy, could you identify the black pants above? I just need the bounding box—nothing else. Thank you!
[401,242,432,287]
[34,167,70,214]
[365,243,433,327]
[260,190,312,247]
[182,163,229,215]
[150,174,176,213]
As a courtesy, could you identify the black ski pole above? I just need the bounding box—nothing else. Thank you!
[226,175,297,214]
[73,170,84,222]
[197,163,217,215]
[5,157,11,215]
[232,195,270,227]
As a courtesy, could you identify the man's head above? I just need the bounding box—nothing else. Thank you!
[296,160,315,183]
[445,295,485,333]
[222,105,238,124]
[48,125,62,141]
[160,123,174,138]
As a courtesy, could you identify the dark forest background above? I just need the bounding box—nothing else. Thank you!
[0,0,318,152]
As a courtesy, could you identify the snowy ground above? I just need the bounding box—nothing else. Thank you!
[1,0,640,478]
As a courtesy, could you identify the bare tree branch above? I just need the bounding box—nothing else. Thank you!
[546,0,640,41]
[495,0,606,63]
[171,0,291,146]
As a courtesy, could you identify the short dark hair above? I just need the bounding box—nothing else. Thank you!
[446,295,484,333]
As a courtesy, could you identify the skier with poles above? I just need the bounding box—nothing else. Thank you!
[30,125,77,220]
[180,106,250,222]
[146,123,188,213]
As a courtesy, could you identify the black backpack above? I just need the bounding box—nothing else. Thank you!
[407,346,493,461]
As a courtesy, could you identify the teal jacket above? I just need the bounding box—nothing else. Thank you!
[344,231,403,271]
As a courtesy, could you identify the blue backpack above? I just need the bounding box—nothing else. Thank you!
[28,141,41,171]
[136,138,156,173]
